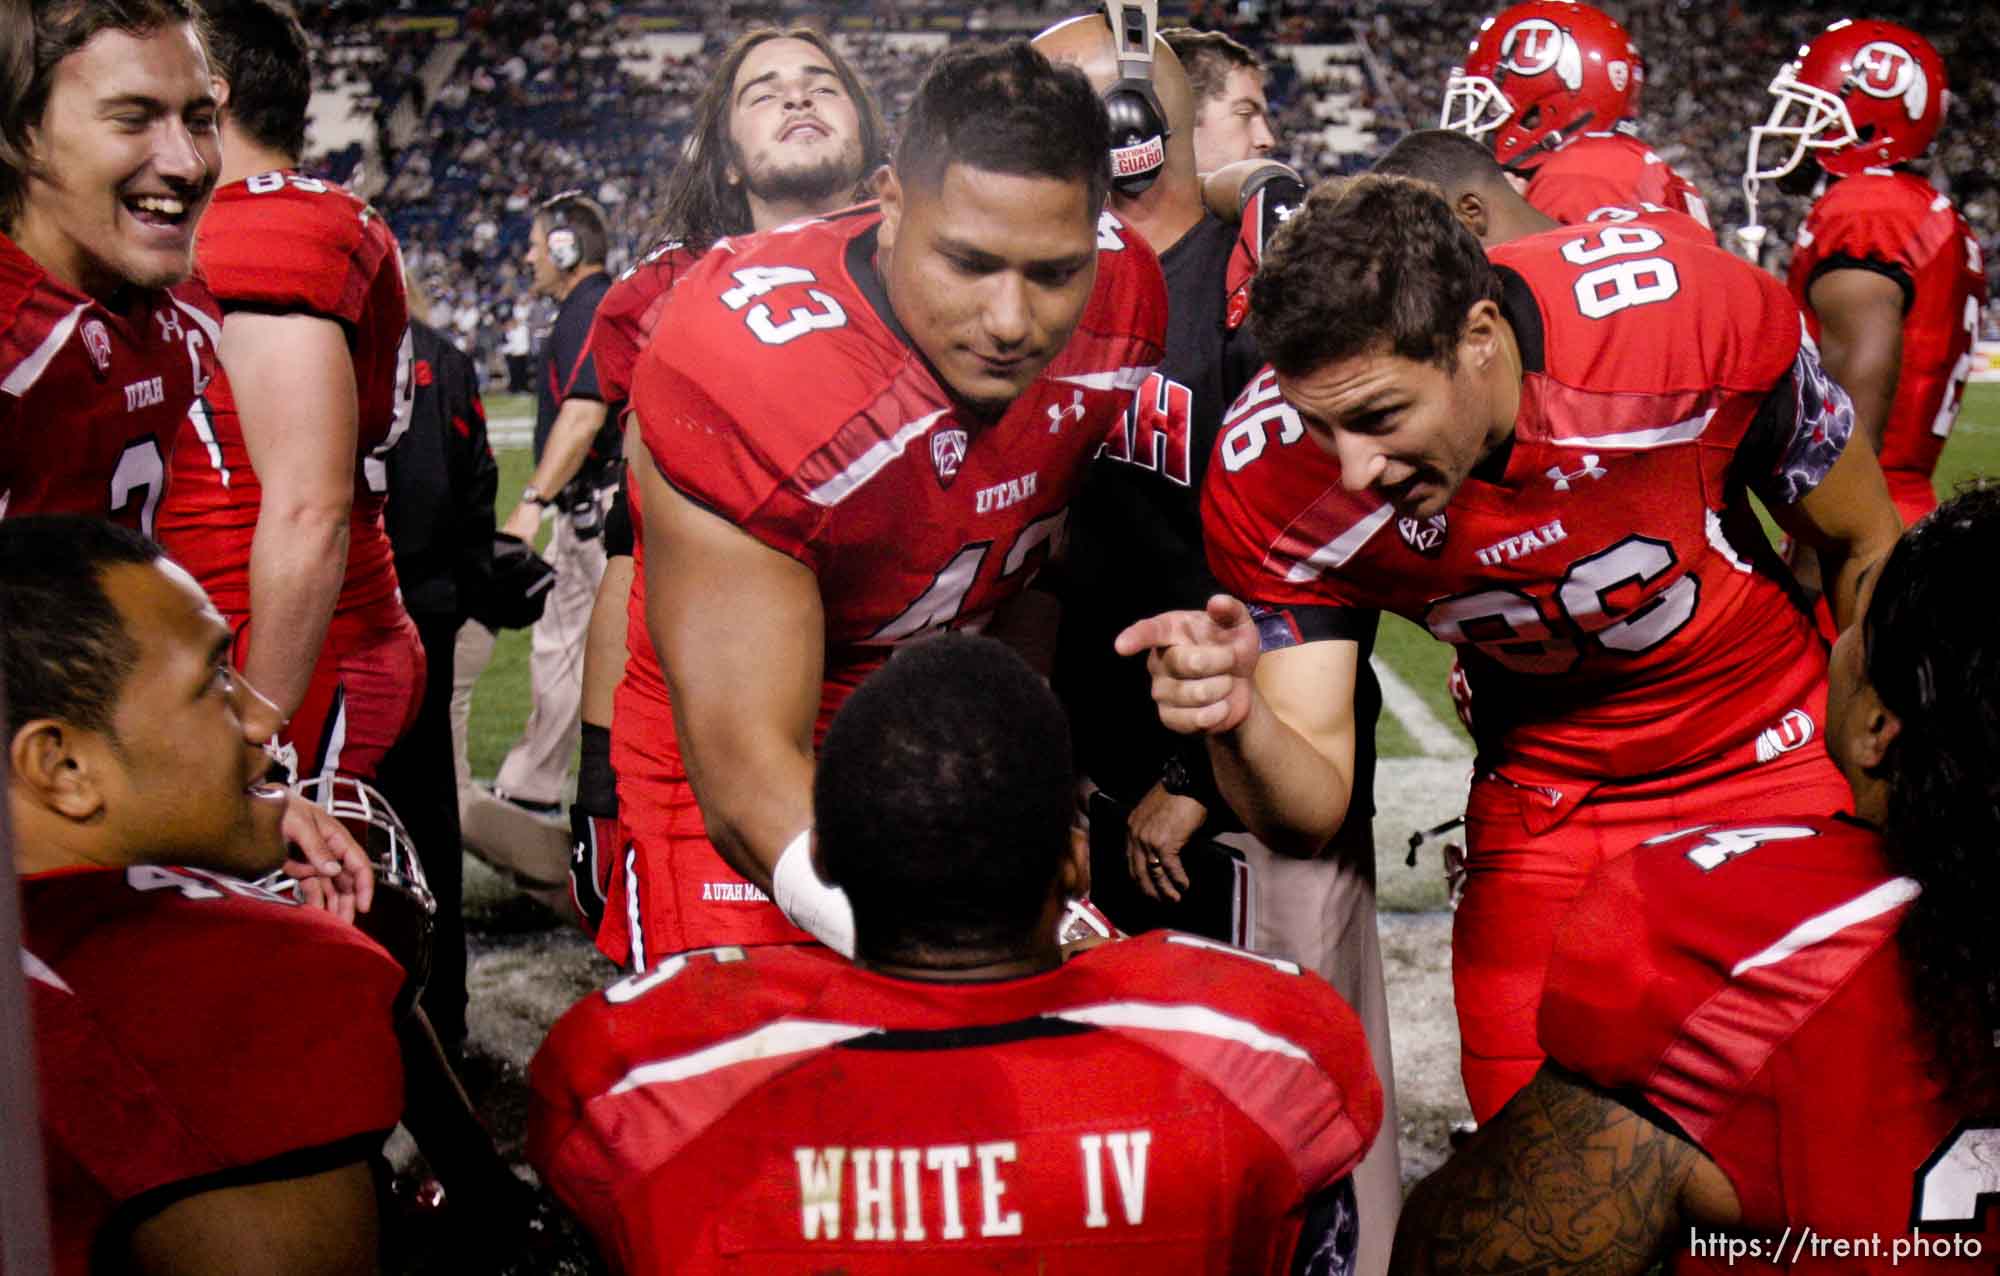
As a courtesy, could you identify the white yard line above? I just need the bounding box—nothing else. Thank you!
[1371,656,1471,759]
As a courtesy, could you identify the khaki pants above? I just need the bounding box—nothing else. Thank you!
[1218,822,1401,1276]
[495,502,609,803]
[1079,787,1401,1276]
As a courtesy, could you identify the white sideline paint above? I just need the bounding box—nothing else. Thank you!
[1371,657,1470,759]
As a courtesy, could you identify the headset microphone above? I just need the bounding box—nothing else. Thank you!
[1102,0,1168,195]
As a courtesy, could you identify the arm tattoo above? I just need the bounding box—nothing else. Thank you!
[1392,1067,1705,1276]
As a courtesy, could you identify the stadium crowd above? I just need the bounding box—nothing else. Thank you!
[294,0,2000,373]
[6,0,1998,1272]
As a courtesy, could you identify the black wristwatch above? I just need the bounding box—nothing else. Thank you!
[1160,753,1208,804]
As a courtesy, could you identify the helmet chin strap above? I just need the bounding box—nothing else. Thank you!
[1501,108,1596,175]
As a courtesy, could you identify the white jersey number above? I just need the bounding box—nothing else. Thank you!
[868,510,1067,645]
[720,266,848,346]
[363,325,418,494]
[1424,534,1697,674]
[1931,294,1980,440]
[108,438,165,535]
[1913,1122,2000,1230]
[1218,368,1306,473]
[1561,226,1681,320]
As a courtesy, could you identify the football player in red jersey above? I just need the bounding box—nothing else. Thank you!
[1393,485,2000,1273]
[569,27,888,951]
[1744,20,1988,528]
[0,0,224,531]
[1441,0,1710,231]
[619,42,1167,967]
[1120,173,1903,1122]
[3,516,404,1275]
[531,634,1381,1275]
[155,0,420,786]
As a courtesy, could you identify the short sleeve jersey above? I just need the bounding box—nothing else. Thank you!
[633,204,1168,744]
[156,171,413,618]
[1789,170,1989,489]
[1204,216,1843,783]
[1540,817,2000,1271]
[24,864,405,1274]
[593,240,701,721]
[1524,132,1712,231]
[0,232,221,533]
[529,931,1382,1275]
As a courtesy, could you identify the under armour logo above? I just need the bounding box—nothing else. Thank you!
[1046,390,1086,434]
[1546,454,1606,491]
[154,308,184,343]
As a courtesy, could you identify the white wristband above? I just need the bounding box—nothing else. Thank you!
[771,829,856,958]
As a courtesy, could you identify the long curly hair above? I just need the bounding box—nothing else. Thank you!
[645,26,886,253]
[1866,480,2000,1105]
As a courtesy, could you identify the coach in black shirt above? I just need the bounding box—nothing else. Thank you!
[481,193,618,817]
[1035,19,1401,1274]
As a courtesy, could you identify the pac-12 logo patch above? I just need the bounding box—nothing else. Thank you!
[931,428,969,489]
[81,319,113,376]
[1397,512,1448,557]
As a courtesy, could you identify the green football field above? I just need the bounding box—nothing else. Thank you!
[469,381,2000,776]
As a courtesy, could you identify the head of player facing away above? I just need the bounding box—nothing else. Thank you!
[812,633,1086,976]
[1249,173,1518,518]
[1828,482,2000,1103]
[0,516,291,881]
[1742,19,1947,230]
[201,0,311,176]
[876,42,1111,421]
[1440,0,1644,172]
[1371,128,1560,248]
[647,25,887,250]
[0,0,221,299]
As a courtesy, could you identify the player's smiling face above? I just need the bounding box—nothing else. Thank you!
[876,160,1099,418]
[1278,344,1499,517]
[13,23,219,300]
[725,37,865,210]
[96,559,290,878]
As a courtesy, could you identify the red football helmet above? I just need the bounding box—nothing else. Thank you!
[1746,20,1945,188]
[1742,20,1946,244]
[1440,1,1645,170]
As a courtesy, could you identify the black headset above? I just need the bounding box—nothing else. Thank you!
[1101,0,1169,195]
[537,189,604,272]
